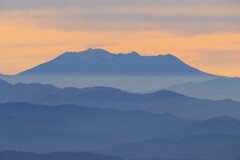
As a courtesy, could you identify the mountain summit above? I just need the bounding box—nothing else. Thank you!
[18,48,213,76]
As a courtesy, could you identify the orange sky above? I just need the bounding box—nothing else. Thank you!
[0,1,239,76]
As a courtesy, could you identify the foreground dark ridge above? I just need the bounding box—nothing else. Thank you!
[0,102,240,160]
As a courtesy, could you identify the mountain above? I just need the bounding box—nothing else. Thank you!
[37,88,240,120]
[0,102,193,147]
[1,102,240,152]
[0,79,240,120]
[17,48,213,77]
[0,79,11,88]
[0,113,113,152]
[0,151,122,160]
[168,77,240,101]
[104,133,240,160]
[171,116,240,139]
[0,80,59,103]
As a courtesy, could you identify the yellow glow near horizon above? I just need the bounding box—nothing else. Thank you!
[0,6,239,76]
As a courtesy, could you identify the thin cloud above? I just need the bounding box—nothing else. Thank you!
[1,6,239,35]
[0,0,239,9]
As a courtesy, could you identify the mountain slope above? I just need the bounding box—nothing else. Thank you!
[0,102,240,153]
[168,77,240,101]
[104,133,240,160]
[0,102,193,145]
[0,113,112,152]
[0,80,59,103]
[18,48,213,77]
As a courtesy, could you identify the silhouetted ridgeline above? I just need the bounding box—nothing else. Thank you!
[0,79,240,120]
[18,48,214,77]
[0,48,217,91]
[0,48,239,160]
[169,77,240,101]
[104,133,240,160]
[0,102,240,160]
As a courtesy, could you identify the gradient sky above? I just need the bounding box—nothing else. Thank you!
[0,0,239,76]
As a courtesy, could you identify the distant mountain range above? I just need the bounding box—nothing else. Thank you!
[17,48,214,77]
[0,79,240,120]
[0,48,239,160]
[0,102,240,159]
[168,77,240,101]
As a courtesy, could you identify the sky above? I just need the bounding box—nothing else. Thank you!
[0,0,239,76]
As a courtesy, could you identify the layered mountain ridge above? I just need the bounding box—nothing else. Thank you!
[0,79,240,120]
